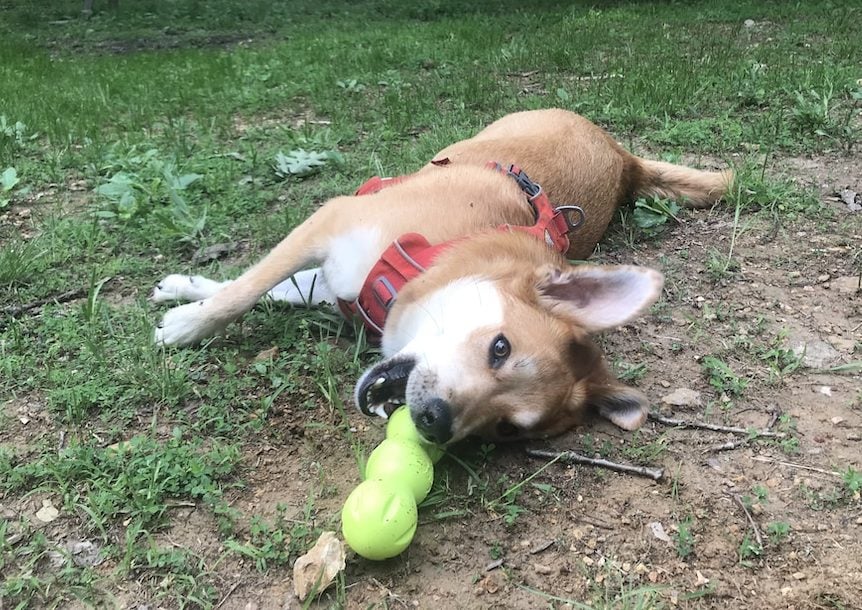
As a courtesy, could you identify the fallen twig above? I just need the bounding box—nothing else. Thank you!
[2,287,86,319]
[566,511,615,530]
[526,448,664,480]
[732,494,763,549]
[649,413,786,438]
[704,438,752,453]
[214,581,242,610]
[751,455,842,477]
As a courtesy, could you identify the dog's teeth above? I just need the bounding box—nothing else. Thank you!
[373,377,386,387]
[369,404,389,419]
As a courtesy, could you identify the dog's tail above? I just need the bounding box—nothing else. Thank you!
[634,158,734,209]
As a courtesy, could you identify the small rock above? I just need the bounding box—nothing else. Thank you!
[695,570,710,587]
[817,274,830,283]
[831,276,860,295]
[67,540,104,567]
[831,416,845,426]
[582,556,594,566]
[781,586,793,596]
[790,338,841,368]
[706,457,723,472]
[792,572,806,580]
[660,388,702,408]
[533,563,553,575]
[839,188,858,206]
[35,500,59,523]
[744,18,756,27]
[818,386,832,396]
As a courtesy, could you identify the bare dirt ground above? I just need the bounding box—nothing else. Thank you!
[3,151,860,609]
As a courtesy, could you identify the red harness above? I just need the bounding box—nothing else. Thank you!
[338,162,584,337]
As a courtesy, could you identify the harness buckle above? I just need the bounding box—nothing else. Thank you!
[506,165,542,199]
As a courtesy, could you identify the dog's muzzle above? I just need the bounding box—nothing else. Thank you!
[355,357,416,418]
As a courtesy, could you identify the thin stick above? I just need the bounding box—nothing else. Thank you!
[214,581,241,610]
[751,455,842,477]
[649,413,785,438]
[733,495,763,548]
[2,287,86,319]
[704,438,751,453]
[526,448,664,481]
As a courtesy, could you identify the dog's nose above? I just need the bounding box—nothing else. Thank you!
[412,399,453,445]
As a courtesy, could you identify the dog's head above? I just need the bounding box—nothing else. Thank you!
[355,259,663,445]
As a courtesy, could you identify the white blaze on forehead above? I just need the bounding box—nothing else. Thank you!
[383,277,503,357]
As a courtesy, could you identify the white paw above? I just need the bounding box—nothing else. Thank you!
[154,300,227,346]
[151,274,227,303]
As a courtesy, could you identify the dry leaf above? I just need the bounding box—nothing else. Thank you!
[293,531,346,601]
[254,346,279,362]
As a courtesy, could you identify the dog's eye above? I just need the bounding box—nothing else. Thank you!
[489,334,511,369]
[496,420,520,438]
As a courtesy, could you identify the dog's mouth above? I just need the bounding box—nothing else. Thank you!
[355,357,416,418]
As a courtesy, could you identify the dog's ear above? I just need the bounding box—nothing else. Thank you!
[535,265,664,333]
[590,384,649,431]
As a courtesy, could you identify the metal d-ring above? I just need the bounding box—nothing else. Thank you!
[556,205,585,231]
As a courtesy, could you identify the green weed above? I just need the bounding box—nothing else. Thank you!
[738,534,762,566]
[675,517,695,559]
[701,356,748,397]
[766,521,790,544]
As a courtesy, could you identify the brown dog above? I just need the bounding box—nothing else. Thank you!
[152,109,731,443]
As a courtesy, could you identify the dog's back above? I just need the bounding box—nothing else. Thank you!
[423,108,732,258]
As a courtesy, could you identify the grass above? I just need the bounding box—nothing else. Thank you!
[0,0,860,607]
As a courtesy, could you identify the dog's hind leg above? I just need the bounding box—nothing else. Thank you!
[152,268,336,307]
[267,268,336,306]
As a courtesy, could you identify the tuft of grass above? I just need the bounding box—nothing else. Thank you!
[701,355,748,397]
[766,521,790,544]
[674,517,695,559]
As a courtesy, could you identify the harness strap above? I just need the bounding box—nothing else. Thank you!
[340,164,585,338]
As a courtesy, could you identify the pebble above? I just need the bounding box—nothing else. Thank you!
[660,388,702,408]
[533,563,553,575]
[792,572,806,580]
